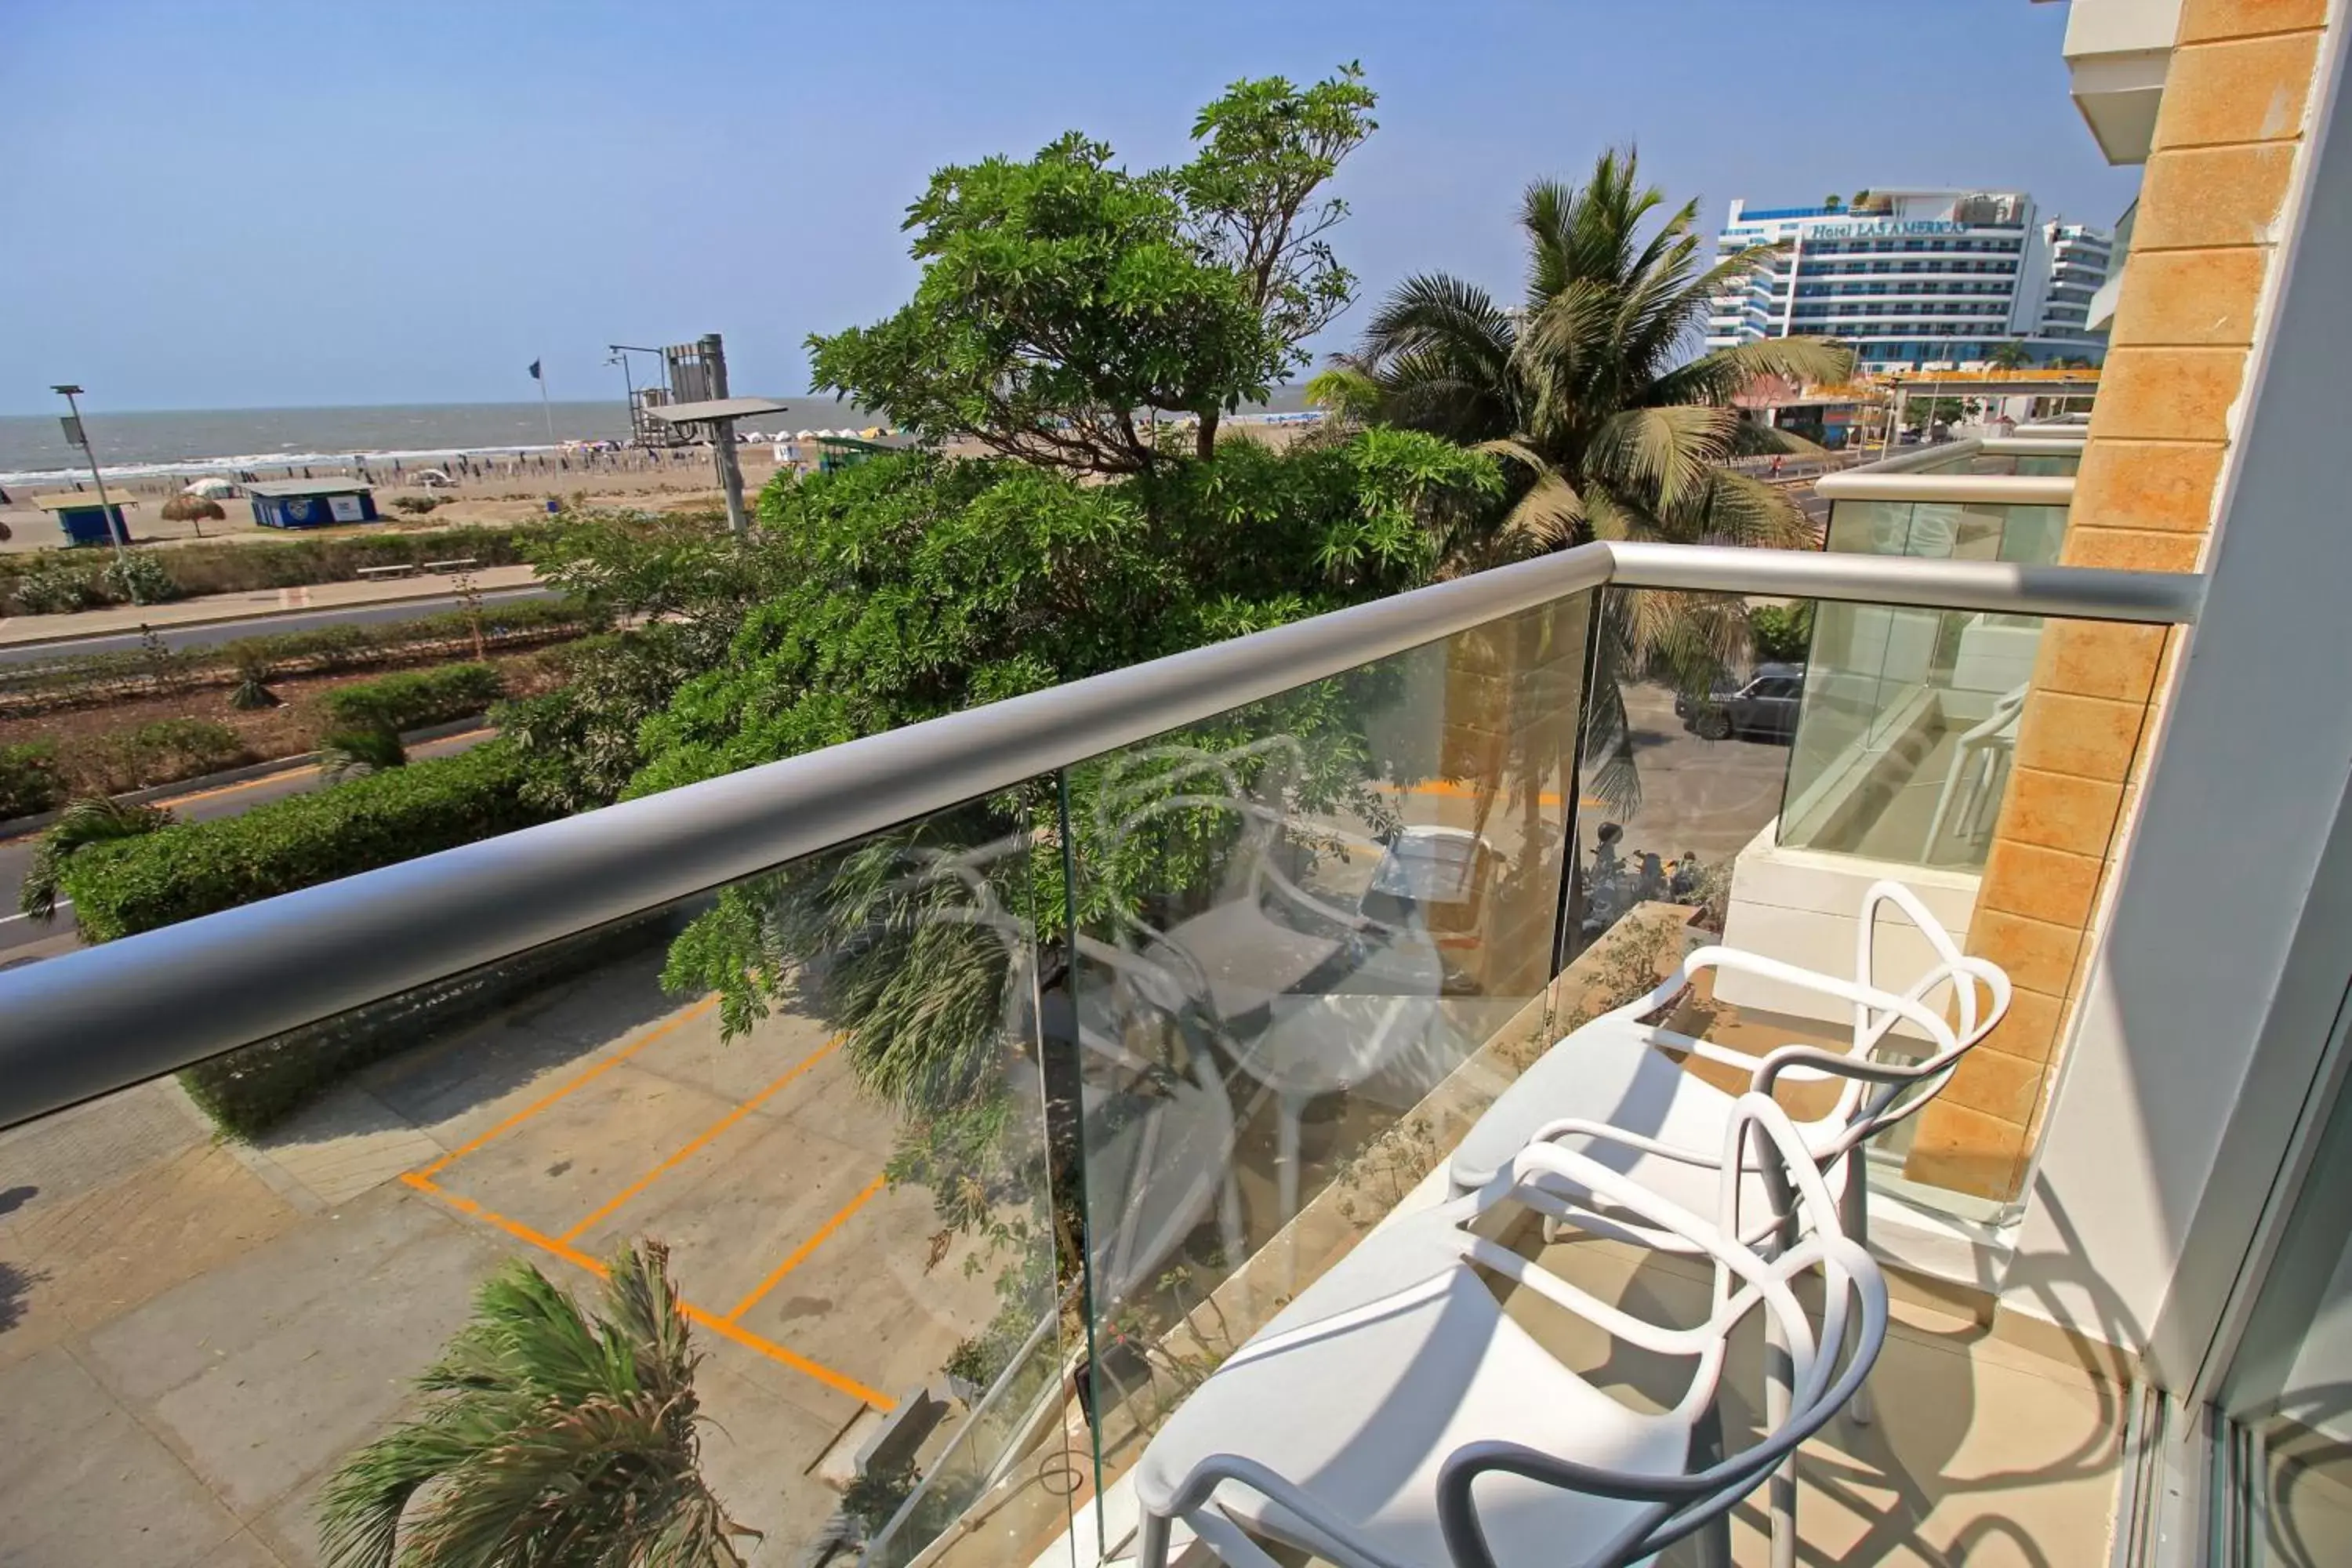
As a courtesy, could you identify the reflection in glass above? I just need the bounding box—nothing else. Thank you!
[1062,593,1590,1491]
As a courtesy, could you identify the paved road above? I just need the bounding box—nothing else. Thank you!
[0,728,495,963]
[1580,681,1791,865]
[0,586,557,665]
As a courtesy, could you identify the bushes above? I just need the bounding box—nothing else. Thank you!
[0,598,599,712]
[0,742,63,819]
[0,524,543,612]
[318,662,504,735]
[1748,602,1815,665]
[101,553,181,604]
[390,495,445,515]
[58,740,554,943]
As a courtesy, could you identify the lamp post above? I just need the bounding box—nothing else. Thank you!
[51,383,139,603]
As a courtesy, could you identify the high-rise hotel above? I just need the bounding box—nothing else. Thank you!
[1704,188,2112,368]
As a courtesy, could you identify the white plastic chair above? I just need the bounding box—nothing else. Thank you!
[1446,880,2008,1422]
[1133,1094,1888,1568]
[1094,742,1467,1225]
[1922,681,2027,857]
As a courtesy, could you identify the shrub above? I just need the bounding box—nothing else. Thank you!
[390,495,445,515]
[0,742,63,820]
[9,560,100,615]
[58,740,554,944]
[318,662,504,735]
[1748,602,1815,665]
[122,718,249,782]
[0,523,546,609]
[100,552,181,604]
[317,728,408,782]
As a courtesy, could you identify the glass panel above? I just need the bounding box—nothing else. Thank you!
[0,798,1077,1568]
[2222,1054,2352,1566]
[1062,591,1591,1494]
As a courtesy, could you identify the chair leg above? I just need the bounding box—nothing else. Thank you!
[1136,1508,1173,1568]
[1765,1312,1798,1568]
[1840,1171,1876,1428]
[1690,1403,1733,1568]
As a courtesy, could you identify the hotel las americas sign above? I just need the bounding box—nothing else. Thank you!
[1805,220,1972,238]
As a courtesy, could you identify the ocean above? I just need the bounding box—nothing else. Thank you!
[0,388,1319,487]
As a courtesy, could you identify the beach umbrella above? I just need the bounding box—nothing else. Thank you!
[161,494,227,535]
[182,477,236,498]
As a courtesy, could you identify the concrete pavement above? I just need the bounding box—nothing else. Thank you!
[0,564,547,659]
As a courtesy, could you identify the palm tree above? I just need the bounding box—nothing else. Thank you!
[318,727,407,782]
[1323,147,1853,804]
[317,1239,753,1568]
[19,797,172,920]
[1989,339,2031,371]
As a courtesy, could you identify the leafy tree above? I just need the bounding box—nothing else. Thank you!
[1988,339,2031,370]
[808,67,1377,476]
[1317,147,1849,803]
[19,797,172,920]
[1902,395,1970,430]
[317,1239,753,1568]
[317,727,408,783]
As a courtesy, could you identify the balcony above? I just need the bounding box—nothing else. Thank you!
[0,541,2200,1568]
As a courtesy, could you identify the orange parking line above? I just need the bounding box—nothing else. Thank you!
[681,1305,897,1410]
[416,994,720,1178]
[401,1172,610,1276]
[558,1033,844,1243]
[727,1174,890,1322]
[402,1171,895,1412]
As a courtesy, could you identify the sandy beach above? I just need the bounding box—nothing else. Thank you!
[0,445,797,554]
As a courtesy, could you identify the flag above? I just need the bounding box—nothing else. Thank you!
[528,360,542,381]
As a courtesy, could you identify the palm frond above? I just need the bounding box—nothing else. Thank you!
[1584,405,1740,514]
[19,796,172,920]
[1650,336,1857,408]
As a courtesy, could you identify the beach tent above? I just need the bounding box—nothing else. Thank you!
[182,477,238,498]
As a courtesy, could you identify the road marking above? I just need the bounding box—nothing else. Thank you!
[0,900,69,927]
[557,1033,844,1243]
[415,994,720,1178]
[402,1171,894,1411]
[727,1174,890,1322]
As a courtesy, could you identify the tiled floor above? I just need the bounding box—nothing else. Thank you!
[1506,1232,2126,1568]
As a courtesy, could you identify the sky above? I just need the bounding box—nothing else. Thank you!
[0,1,2140,416]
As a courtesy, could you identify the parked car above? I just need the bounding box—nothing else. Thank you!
[1675,662,1806,742]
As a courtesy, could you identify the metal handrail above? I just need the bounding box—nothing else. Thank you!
[0,542,2202,1131]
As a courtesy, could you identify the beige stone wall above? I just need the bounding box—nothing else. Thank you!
[1905,0,2340,1200]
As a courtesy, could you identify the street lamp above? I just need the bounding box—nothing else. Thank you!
[50,383,139,603]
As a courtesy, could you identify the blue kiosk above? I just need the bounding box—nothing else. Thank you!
[32,492,136,547]
[245,477,379,529]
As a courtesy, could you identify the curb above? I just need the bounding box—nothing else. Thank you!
[0,581,550,655]
[0,716,495,840]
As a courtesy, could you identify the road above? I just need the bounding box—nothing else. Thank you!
[0,586,557,665]
[0,728,494,964]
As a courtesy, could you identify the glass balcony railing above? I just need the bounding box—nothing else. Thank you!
[0,541,2197,1568]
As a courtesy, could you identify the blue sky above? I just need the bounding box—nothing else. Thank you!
[0,1,2139,415]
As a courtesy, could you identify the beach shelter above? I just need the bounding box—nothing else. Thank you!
[32,492,134,547]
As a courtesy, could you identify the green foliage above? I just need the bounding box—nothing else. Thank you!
[57,741,553,942]
[8,559,101,615]
[0,524,538,611]
[230,648,281,710]
[0,742,62,820]
[1748,601,1815,664]
[318,662,504,735]
[495,623,730,815]
[0,598,597,711]
[20,797,174,920]
[1989,340,2031,370]
[316,1239,753,1568]
[317,728,408,782]
[1333,147,1849,808]
[389,495,445,515]
[100,552,181,604]
[1904,396,1970,430]
[808,67,1376,474]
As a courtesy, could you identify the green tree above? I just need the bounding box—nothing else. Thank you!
[808,67,1377,475]
[1989,339,2032,370]
[1318,147,1850,801]
[317,1239,752,1568]
[19,797,172,920]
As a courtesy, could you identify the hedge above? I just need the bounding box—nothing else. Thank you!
[0,742,62,818]
[318,662,505,735]
[0,524,542,613]
[0,598,600,713]
[58,739,556,943]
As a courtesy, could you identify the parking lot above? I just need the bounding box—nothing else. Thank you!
[0,942,1012,1566]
